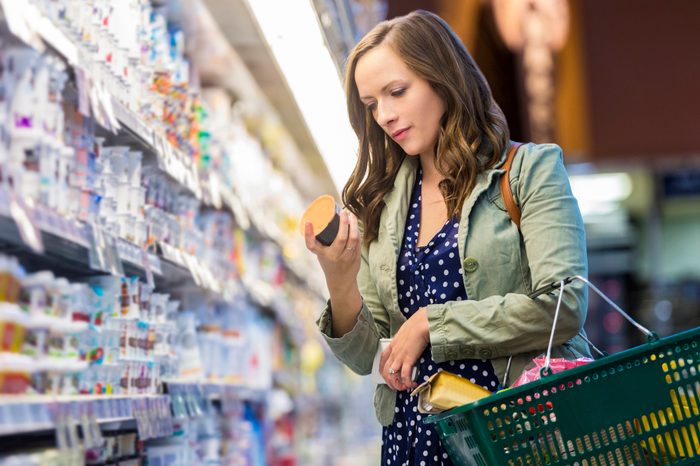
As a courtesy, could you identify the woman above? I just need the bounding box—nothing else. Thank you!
[303,10,591,465]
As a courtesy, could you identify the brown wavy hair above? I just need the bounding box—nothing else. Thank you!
[342,10,509,246]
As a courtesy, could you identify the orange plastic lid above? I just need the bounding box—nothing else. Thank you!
[300,195,337,236]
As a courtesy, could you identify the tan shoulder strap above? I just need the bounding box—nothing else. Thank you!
[500,142,524,228]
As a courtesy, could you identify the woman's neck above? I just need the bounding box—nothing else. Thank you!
[419,153,442,187]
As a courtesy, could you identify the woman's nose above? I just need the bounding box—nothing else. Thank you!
[376,101,397,127]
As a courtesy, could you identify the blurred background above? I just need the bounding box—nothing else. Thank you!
[198,0,700,352]
[197,0,700,462]
[0,0,697,465]
[222,0,700,352]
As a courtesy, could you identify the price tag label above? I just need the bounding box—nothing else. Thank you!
[165,142,176,163]
[195,260,211,291]
[66,402,80,450]
[89,82,109,131]
[141,249,155,289]
[209,173,223,208]
[76,67,91,117]
[183,253,202,286]
[32,205,47,229]
[229,191,251,230]
[191,170,202,200]
[199,264,219,294]
[69,221,86,247]
[77,223,92,247]
[160,396,174,437]
[173,157,186,186]
[132,398,148,439]
[160,242,177,263]
[123,241,141,264]
[9,192,44,253]
[46,210,61,236]
[116,240,131,263]
[0,188,11,217]
[89,225,124,275]
[135,117,155,147]
[155,139,166,170]
[53,403,69,451]
[148,253,162,275]
[98,83,120,132]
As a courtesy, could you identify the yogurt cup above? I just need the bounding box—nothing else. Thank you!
[300,194,340,246]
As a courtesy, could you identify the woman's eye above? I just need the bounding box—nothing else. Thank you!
[391,88,406,97]
[367,103,377,111]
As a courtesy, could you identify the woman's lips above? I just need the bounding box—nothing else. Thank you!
[392,128,410,141]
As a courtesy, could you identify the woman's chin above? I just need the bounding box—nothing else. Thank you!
[400,145,421,157]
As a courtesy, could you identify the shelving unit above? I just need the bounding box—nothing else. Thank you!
[0,0,337,464]
[1,3,323,295]
[0,394,163,437]
[2,0,323,292]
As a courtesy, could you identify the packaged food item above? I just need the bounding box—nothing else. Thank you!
[511,356,594,387]
[0,302,28,353]
[299,194,340,246]
[410,369,493,414]
[0,352,33,394]
[0,256,23,303]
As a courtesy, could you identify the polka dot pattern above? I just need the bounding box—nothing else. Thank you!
[381,169,498,466]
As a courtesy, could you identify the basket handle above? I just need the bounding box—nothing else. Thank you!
[538,275,658,377]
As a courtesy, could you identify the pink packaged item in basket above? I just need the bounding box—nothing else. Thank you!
[511,356,594,387]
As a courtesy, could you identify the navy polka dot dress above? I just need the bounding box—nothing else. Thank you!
[381,168,499,466]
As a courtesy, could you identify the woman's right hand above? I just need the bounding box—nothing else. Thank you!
[303,209,362,288]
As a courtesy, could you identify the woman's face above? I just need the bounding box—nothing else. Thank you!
[354,44,446,158]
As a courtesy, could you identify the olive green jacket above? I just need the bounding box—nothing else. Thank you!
[317,143,591,426]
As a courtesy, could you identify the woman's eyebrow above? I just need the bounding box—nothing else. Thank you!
[359,79,404,101]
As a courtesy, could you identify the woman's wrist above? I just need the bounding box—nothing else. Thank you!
[329,287,363,337]
[419,307,430,344]
[327,279,360,300]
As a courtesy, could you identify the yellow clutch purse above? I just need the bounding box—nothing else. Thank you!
[410,369,493,414]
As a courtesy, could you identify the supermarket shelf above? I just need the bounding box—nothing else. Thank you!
[105,81,322,302]
[0,206,225,304]
[0,3,325,305]
[164,380,267,404]
[108,100,205,204]
[0,380,270,438]
[0,204,311,347]
[199,0,337,200]
[0,2,276,243]
[0,4,327,348]
[0,394,166,437]
[243,277,307,347]
[0,210,150,281]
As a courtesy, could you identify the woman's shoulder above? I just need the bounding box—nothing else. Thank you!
[509,142,575,203]
[511,142,565,180]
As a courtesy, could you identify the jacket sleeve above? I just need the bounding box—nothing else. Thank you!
[427,144,588,361]
[316,243,391,375]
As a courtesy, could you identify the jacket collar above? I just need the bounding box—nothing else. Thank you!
[381,143,510,251]
[382,156,419,253]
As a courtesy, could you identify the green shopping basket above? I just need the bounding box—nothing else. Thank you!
[425,276,700,466]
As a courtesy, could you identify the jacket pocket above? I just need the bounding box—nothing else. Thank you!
[484,186,531,290]
[374,384,397,426]
[487,189,508,212]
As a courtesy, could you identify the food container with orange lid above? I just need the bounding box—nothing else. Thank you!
[299,194,340,246]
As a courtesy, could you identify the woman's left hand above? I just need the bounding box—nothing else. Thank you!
[380,307,430,391]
